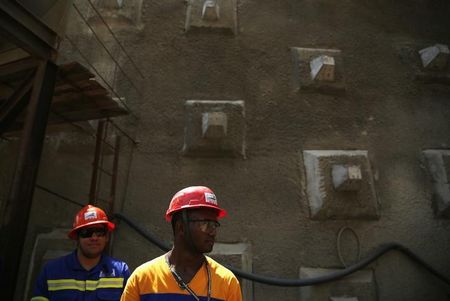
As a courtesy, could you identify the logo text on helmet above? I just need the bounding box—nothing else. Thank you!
[205,192,217,205]
[84,211,97,220]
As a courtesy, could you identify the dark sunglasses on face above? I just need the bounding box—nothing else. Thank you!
[78,227,108,238]
[188,219,220,232]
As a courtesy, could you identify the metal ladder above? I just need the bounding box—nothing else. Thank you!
[88,119,122,216]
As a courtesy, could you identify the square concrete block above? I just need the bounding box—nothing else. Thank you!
[332,165,363,191]
[86,0,144,30]
[299,267,377,301]
[419,44,449,70]
[291,47,345,95]
[303,150,378,220]
[310,55,336,82]
[202,111,228,138]
[399,42,450,84]
[423,149,450,218]
[182,100,245,157]
[202,0,220,21]
[24,229,75,300]
[185,0,238,34]
[210,242,253,301]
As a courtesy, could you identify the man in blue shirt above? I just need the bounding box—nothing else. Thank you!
[31,205,130,301]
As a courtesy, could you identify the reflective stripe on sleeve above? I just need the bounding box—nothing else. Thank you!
[30,297,50,301]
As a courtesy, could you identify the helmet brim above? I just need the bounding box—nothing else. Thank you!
[165,204,227,222]
[67,220,115,240]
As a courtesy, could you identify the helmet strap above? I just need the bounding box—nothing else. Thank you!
[182,210,198,253]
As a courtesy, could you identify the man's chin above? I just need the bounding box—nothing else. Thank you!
[202,246,214,254]
[79,248,103,259]
[84,252,102,259]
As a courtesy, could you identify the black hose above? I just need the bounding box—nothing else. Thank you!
[114,213,450,287]
[115,213,171,252]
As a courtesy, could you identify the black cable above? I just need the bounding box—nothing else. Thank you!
[72,3,143,96]
[114,212,450,287]
[36,184,85,208]
[86,0,145,79]
[115,213,171,251]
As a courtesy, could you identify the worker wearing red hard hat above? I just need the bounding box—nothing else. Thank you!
[165,186,227,221]
[32,205,130,301]
[121,186,242,301]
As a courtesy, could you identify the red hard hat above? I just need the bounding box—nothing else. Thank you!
[165,186,227,222]
[68,205,115,239]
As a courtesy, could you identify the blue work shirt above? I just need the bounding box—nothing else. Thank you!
[31,250,130,301]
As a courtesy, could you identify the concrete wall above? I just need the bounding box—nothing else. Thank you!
[10,0,450,300]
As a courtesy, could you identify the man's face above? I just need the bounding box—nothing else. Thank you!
[77,225,109,259]
[185,208,220,254]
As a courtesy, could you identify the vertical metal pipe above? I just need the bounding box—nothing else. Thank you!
[109,135,121,215]
[96,121,109,205]
[89,120,106,204]
[106,134,121,255]
[0,60,57,300]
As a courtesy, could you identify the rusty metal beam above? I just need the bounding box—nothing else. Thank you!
[0,1,57,60]
[0,60,58,299]
[0,70,35,134]
[89,120,106,204]
[0,57,38,81]
[109,135,121,214]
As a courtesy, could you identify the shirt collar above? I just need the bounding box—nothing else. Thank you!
[69,249,109,274]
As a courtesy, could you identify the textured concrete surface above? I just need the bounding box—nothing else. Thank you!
[23,229,74,301]
[210,242,253,301]
[422,149,450,217]
[299,268,376,301]
[2,0,450,300]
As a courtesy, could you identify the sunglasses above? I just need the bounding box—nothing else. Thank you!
[78,227,108,238]
[188,219,220,232]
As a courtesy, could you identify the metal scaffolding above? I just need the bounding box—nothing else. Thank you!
[0,1,139,298]
[0,3,59,299]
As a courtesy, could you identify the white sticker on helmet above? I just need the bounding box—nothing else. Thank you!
[84,211,97,220]
[205,192,217,205]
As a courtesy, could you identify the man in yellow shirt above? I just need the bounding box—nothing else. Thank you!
[121,186,242,301]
